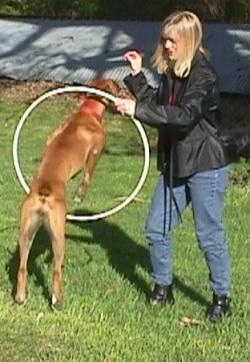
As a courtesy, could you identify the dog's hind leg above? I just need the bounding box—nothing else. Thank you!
[49,201,67,310]
[15,201,40,305]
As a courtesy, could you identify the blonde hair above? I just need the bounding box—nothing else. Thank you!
[152,11,205,78]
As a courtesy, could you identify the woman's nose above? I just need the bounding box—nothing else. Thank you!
[164,39,172,49]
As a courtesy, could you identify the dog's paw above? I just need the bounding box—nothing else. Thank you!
[74,183,87,202]
[14,293,27,305]
[74,189,86,204]
[73,194,83,204]
[51,294,63,311]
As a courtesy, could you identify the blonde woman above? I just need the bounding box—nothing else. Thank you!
[115,11,231,322]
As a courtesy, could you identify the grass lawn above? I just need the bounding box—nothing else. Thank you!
[0,93,250,361]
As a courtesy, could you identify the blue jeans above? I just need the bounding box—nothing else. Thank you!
[145,166,231,296]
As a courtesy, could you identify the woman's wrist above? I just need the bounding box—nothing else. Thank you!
[131,69,142,76]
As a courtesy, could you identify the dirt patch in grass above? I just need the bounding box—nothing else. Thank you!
[0,77,65,103]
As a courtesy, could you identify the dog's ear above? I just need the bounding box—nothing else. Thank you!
[87,78,135,102]
[89,78,119,94]
[95,79,135,100]
[117,87,135,100]
[89,79,104,89]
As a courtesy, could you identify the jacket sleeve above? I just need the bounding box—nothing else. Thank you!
[123,72,157,102]
[134,66,220,132]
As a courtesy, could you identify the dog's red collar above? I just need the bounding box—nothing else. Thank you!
[79,98,106,123]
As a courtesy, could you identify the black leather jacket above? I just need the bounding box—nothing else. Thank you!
[124,52,229,178]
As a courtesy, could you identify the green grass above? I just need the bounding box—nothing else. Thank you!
[1,97,250,361]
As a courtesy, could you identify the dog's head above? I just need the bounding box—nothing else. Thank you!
[87,78,133,106]
[90,78,122,96]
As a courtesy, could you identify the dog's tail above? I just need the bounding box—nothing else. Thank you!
[38,182,51,204]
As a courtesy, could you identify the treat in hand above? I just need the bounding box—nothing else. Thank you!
[124,49,144,75]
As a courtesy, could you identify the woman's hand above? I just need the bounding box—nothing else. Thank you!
[115,98,136,118]
[124,50,143,75]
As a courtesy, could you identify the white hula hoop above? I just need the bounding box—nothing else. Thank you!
[12,85,150,221]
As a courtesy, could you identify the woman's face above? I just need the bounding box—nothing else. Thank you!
[161,29,181,60]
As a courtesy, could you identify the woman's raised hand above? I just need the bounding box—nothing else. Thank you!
[124,50,143,75]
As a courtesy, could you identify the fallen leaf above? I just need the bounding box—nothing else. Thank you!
[180,316,201,327]
[36,312,44,322]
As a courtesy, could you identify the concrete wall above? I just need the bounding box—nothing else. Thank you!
[0,18,249,94]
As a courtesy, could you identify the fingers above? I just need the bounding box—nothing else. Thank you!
[124,49,143,75]
[114,98,136,117]
[114,98,126,115]
[124,50,139,60]
[124,49,143,60]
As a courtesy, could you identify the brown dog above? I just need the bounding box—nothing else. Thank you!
[15,78,124,309]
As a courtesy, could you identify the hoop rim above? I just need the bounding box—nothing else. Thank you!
[12,85,150,221]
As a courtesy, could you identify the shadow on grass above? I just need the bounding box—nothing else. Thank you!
[174,277,209,307]
[5,226,53,304]
[4,211,208,308]
[67,214,151,298]
[68,208,209,307]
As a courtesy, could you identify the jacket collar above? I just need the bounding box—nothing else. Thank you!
[163,51,205,105]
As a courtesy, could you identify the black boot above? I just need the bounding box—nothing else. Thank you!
[206,294,231,322]
[149,284,175,306]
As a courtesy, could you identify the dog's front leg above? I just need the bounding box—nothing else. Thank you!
[74,142,105,203]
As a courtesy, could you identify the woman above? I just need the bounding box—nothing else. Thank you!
[115,10,231,322]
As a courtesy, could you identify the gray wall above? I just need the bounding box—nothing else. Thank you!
[0,18,249,94]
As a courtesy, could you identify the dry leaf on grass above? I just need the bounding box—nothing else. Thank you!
[180,316,201,327]
[36,312,44,322]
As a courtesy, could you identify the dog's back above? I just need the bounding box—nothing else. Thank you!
[37,112,104,181]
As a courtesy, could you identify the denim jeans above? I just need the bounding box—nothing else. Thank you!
[145,166,231,296]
